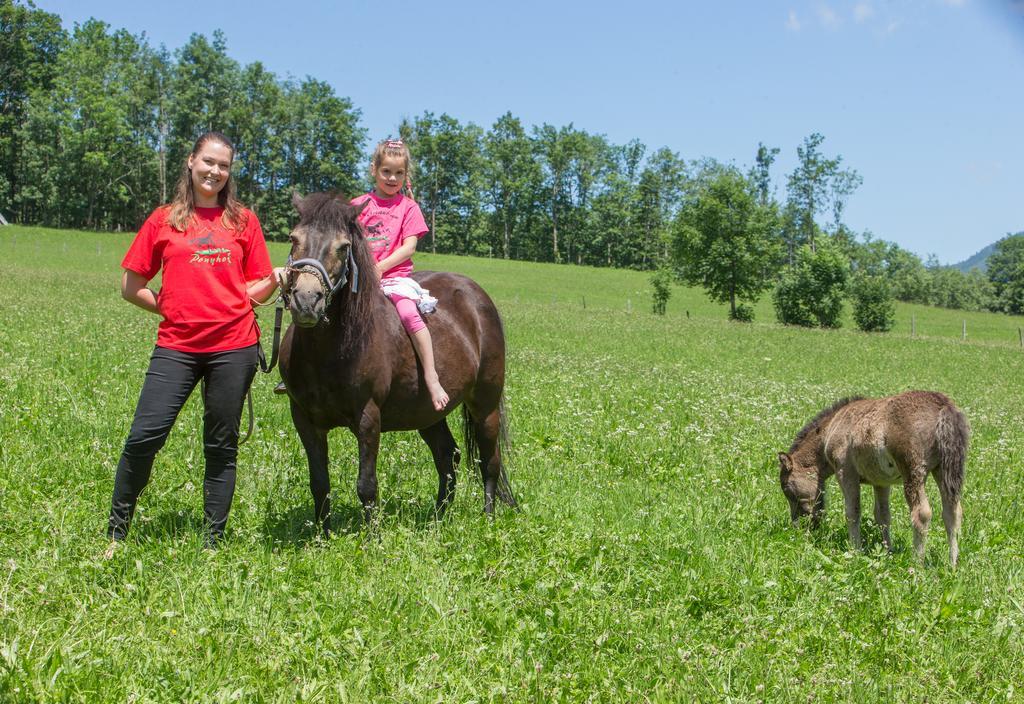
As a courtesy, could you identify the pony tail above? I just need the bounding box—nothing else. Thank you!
[405,174,416,201]
[936,402,969,501]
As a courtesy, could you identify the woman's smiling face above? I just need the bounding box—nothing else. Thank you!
[188,140,233,206]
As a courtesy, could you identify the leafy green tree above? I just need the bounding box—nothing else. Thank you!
[749,142,779,207]
[773,240,849,328]
[784,133,859,255]
[850,273,895,332]
[0,0,64,221]
[401,112,486,255]
[986,233,1024,314]
[19,19,161,229]
[533,123,574,263]
[482,112,542,260]
[227,61,285,229]
[168,31,240,170]
[671,167,781,320]
[633,147,687,269]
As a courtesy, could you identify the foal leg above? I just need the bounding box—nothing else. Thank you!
[418,419,460,517]
[290,402,331,536]
[934,473,963,568]
[837,470,863,550]
[873,485,892,552]
[903,473,932,563]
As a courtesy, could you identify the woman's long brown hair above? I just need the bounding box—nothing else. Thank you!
[167,131,247,232]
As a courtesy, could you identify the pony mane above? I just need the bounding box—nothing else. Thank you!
[297,192,382,353]
[788,396,865,454]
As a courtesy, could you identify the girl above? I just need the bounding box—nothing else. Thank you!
[353,139,448,412]
[107,131,283,552]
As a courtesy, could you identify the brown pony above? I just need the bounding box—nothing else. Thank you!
[278,192,516,532]
[778,391,968,566]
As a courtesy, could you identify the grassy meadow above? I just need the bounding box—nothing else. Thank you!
[1,225,1023,702]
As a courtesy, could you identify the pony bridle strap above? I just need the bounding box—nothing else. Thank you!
[285,248,360,310]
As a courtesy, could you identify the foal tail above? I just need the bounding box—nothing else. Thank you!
[461,397,518,508]
[935,400,969,501]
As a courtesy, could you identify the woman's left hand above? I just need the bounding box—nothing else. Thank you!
[272,267,288,290]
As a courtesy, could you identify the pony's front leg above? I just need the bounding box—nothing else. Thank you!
[291,401,331,536]
[355,405,382,525]
[873,485,893,552]
[837,469,863,551]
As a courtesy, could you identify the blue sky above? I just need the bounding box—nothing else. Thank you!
[37,0,1024,264]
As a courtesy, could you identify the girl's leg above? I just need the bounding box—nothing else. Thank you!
[108,347,201,541]
[200,344,258,545]
[411,327,450,411]
[391,295,449,411]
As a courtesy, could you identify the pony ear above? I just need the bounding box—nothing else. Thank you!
[291,191,305,211]
[352,198,370,216]
[778,453,793,472]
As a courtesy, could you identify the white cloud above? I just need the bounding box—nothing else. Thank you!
[816,3,841,28]
[854,2,874,22]
[786,9,802,31]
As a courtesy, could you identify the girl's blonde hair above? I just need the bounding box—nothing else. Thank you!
[167,131,247,232]
[370,138,415,199]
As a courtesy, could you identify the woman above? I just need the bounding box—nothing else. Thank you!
[107,131,282,551]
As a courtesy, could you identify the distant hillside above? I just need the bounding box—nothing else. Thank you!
[954,232,1024,272]
[954,243,997,273]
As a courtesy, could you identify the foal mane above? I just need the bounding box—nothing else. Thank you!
[297,192,381,352]
[788,396,865,454]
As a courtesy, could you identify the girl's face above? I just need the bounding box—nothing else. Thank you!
[188,141,233,206]
[372,154,407,199]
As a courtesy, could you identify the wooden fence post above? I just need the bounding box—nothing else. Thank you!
[962,320,966,341]
[911,315,916,337]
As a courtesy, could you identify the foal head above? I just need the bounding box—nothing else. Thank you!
[284,192,369,327]
[777,451,822,526]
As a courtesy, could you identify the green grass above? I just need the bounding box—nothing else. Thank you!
[1,225,1023,702]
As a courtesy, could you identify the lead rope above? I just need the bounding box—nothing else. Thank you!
[236,299,285,446]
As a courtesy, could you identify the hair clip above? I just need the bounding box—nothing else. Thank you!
[385,139,405,148]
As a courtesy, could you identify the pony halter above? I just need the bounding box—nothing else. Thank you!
[283,248,360,320]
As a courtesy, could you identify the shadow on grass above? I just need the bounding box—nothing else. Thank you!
[259,494,453,546]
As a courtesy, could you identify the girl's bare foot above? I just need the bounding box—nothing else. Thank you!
[427,377,449,411]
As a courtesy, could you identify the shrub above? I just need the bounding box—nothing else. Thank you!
[650,267,672,315]
[851,273,896,332]
[729,303,755,322]
[773,241,849,328]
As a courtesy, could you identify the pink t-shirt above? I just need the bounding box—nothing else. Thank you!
[350,192,428,279]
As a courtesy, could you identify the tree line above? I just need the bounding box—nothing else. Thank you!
[2,0,1021,320]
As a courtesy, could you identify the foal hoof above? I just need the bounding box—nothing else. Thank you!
[273,381,288,395]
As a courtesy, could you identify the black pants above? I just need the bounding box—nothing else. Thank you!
[108,344,258,544]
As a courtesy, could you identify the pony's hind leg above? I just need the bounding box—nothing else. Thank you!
[903,471,932,563]
[873,485,892,552]
[935,472,963,568]
[290,401,331,536]
[472,408,505,515]
[418,419,460,517]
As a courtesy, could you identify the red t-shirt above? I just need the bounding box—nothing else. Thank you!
[122,206,272,353]
[350,192,428,278]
